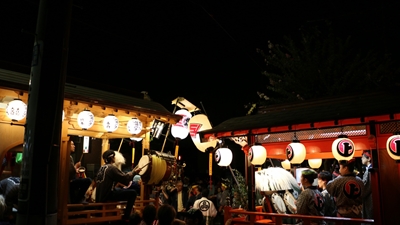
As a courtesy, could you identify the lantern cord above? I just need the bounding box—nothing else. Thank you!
[228,165,240,187]
[117,138,123,152]
[293,132,298,141]
[268,158,275,167]
[200,101,212,126]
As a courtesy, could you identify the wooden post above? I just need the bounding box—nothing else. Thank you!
[101,138,109,166]
[58,135,71,225]
[16,0,73,223]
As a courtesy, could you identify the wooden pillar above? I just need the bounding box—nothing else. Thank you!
[369,122,382,225]
[16,0,72,223]
[247,134,255,211]
[142,122,151,153]
[140,122,152,203]
[58,117,70,225]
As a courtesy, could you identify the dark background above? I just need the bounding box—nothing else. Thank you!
[1,0,399,179]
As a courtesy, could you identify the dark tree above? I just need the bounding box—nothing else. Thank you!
[256,23,398,104]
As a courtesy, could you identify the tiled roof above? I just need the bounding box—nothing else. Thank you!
[0,66,175,117]
[201,90,400,134]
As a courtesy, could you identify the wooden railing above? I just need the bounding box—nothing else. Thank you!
[67,201,127,225]
[225,207,374,225]
[66,198,158,225]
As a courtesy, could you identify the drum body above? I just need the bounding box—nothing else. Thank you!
[138,155,153,183]
[137,153,174,185]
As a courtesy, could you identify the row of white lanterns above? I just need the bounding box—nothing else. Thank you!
[77,110,143,134]
[214,135,357,168]
[5,100,143,134]
[7,99,400,162]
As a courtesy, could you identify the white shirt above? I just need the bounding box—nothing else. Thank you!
[177,191,184,212]
[193,197,217,218]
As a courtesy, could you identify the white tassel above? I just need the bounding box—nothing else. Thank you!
[255,167,300,192]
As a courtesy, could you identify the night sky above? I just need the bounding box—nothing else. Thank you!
[1,0,399,178]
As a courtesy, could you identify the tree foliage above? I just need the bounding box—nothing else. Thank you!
[230,168,248,210]
[256,23,398,104]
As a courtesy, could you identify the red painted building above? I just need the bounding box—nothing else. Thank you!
[201,90,400,225]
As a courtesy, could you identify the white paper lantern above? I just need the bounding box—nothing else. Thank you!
[214,147,232,167]
[130,137,143,142]
[77,110,94,130]
[248,145,267,165]
[386,135,400,160]
[6,99,27,121]
[281,159,291,170]
[171,109,192,140]
[127,118,143,135]
[188,114,217,152]
[331,137,355,161]
[286,141,306,164]
[103,114,119,132]
[308,159,322,169]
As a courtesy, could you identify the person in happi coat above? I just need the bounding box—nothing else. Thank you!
[296,169,326,225]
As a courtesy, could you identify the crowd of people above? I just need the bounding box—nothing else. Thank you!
[293,151,373,225]
[0,144,374,225]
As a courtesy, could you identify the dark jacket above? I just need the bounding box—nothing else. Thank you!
[95,164,135,202]
[186,193,202,210]
[169,187,189,212]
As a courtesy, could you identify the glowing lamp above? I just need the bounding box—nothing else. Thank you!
[103,114,119,132]
[130,137,143,142]
[77,110,94,130]
[308,159,322,169]
[331,135,355,161]
[248,145,267,165]
[188,114,217,152]
[281,159,291,170]
[386,135,400,160]
[151,119,165,139]
[215,147,232,167]
[127,118,143,135]
[171,109,192,140]
[286,141,306,164]
[6,99,27,121]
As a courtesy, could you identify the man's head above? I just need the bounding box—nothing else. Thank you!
[70,141,76,153]
[317,171,332,189]
[191,185,201,195]
[201,188,209,198]
[300,169,318,185]
[142,204,157,225]
[221,182,227,191]
[183,208,203,225]
[176,180,183,192]
[133,175,141,182]
[157,204,176,225]
[339,158,356,175]
[362,151,372,166]
[102,150,116,164]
